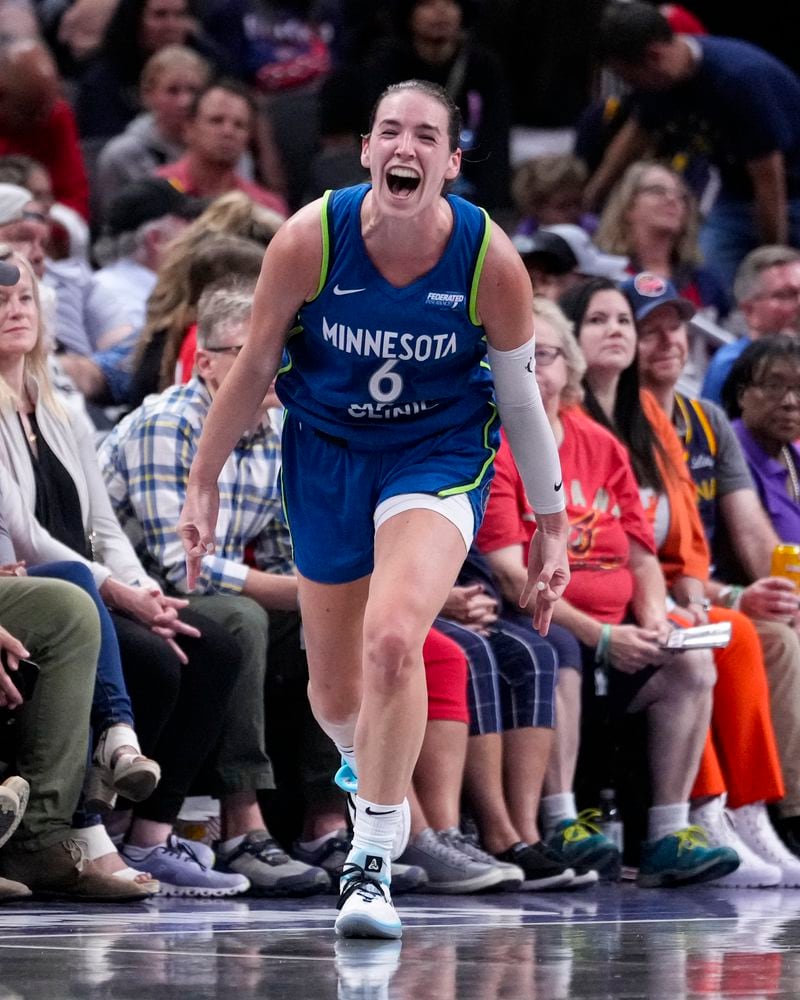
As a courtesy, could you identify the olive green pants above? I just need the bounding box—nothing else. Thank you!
[0,577,98,851]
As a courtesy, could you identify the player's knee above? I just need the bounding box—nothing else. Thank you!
[363,624,419,690]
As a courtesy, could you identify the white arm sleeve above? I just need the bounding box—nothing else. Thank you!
[487,337,566,515]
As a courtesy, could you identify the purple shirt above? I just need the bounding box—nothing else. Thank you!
[733,419,800,542]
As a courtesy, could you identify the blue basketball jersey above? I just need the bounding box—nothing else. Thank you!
[275,184,495,450]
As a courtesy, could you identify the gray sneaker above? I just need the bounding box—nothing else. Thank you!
[398,828,507,894]
[440,827,524,891]
[216,830,330,897]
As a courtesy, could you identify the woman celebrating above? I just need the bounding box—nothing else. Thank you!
[180,79,569,938]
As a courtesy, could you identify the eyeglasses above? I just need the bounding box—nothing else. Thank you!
[753,381,800,402]
[534,346,565,367]
[204,344,244,357]
[637,183,690,203]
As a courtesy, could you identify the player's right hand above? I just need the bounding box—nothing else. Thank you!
[179,482,220,591]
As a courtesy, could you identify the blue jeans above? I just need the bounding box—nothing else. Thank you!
[27,562,134,731]
[699,194,800,293]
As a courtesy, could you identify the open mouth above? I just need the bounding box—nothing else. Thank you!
[386,167,421,197]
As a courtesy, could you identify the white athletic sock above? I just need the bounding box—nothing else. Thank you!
[351,795,402,857]
[336,743,358,775]
[540,792,577,836]
[648,802,690,843]
[297,830,345,852]
[218,834,246,855]
[122,842,159,860]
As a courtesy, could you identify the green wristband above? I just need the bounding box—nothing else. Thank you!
[595,623,612,665]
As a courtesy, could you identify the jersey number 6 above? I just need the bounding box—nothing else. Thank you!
[368,360,404,404]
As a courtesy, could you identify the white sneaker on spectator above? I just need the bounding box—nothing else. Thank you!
[690,796,780,888]
[731,802,800,887]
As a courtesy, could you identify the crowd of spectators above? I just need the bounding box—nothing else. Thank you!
[2,0,800,901]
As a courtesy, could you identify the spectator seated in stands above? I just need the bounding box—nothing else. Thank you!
[429,563,582,891]
[0,153,90,263]
[59,177,203,405]
[560,277,800,887]
[95,45,210,217]
[479,295,737,888]
[702,247,800,404]
[156,80,287,217]
[635,275,800,862]
[397,629,522,895]
[0,39,89,220]
[512,154,595,237]
[0,567,157,900]
[1,474,160,897]
[100,287,334,898]
[129,230,266,407]
[75,0,230,143]
[513,224,629,303]
[722,337,800,547]
[0,244,250,898]
[594,160,730,322]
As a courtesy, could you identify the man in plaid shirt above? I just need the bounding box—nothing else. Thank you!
[99,285,339,896]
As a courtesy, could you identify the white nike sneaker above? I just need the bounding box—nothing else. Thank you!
[335,849,402,940]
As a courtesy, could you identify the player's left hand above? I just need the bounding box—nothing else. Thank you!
[520,513,570,636]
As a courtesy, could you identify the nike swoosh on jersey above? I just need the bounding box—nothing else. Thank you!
[333,284,367,295]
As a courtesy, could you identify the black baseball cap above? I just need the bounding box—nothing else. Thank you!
[105,178,205,237]
[512,231,578,275]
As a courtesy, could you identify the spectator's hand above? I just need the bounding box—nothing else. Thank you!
[671,576,709,625]
[0,626,29,709]
[739,577,800,621]
[521,516,570,637]
[0,562,26,577]
[441,585,498,635]
[101,581,200,664]
[607,624,665,673]
[179,482,220,591]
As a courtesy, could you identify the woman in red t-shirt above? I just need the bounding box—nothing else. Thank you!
[479,296,736,887]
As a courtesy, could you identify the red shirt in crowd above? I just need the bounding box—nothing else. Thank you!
[156,156,288,217]
[0,99,89,219]
[477,408,656,623]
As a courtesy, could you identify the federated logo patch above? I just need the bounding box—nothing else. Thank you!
[365,855,383,873]
[426,291,465,310]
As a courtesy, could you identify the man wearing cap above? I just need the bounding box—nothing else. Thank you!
[58,178,201,405]
[514,224,629,300]
[631,270,800,862]
[0,182,49,278]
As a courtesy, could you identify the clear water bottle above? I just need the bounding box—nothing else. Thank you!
[598,788,624,852]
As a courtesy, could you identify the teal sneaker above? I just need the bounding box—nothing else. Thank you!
[546,810,622,880]
[637,825,739,888]
[334,759,359,795]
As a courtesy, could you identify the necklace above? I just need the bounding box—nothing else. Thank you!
[782,445,800,503]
